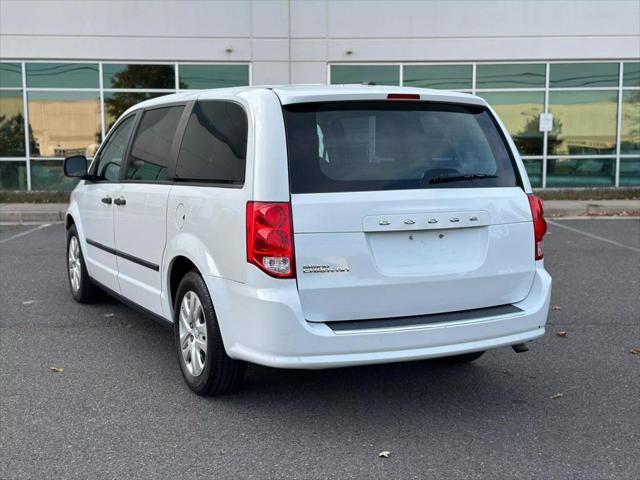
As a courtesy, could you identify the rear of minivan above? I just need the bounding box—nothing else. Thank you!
[220,85,551,369]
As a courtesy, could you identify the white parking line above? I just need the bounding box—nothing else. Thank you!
[0,223,52,245]
[548,220,640,253]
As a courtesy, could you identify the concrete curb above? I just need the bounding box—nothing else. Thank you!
[544,200,640,217]
[0,200,639,223]
[0,204,68,223]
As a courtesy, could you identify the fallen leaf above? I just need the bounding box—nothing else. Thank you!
[551,305,562,311]
[549,393,563,400]
[50,367,64,373]
[378,451,390,458]
[556,331,568,338]
[22,300,37,305]
[630,348,640,355]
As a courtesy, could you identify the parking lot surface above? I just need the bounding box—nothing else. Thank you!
[1,219,639,479]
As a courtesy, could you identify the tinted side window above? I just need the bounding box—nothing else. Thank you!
[126,105,184,181]
[175,101,247,184]
[94,115,135,181]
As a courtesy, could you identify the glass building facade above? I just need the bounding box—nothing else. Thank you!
[330,61,640,188]
[0,60,638,190]
[0,62,250,190]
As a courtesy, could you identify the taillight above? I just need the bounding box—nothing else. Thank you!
[246,201,295,278]
[527,194,547,260]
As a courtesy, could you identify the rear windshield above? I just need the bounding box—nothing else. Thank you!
[283,101,519,194]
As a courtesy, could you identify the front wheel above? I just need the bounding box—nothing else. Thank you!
[174,271,246,396]
[66,225,101,303]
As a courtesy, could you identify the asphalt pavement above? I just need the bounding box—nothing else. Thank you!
[1,219,639,479]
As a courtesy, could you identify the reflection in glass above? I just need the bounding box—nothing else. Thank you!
[546,158,614,187]
[620,158,640,186]
[476,64,545,89]
[26,63,99,88]
[523,160,542,188]
[179,64,249,89]
[0,63,22,88]
[479,92,544,155]
[623,62,640,87]
[27,92,101,157]
[403,65,472,90]
[0,91,31,157]
[30,160,79,190]
[104,91,168,131]
[548,91,618,155]
[330,65,400,86]
[621,91,640,154]
[103,64,176,89]
[549,63,618,88]
[0,161,27,190]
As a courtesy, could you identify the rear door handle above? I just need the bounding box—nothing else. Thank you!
[114,197,126,206]
[101,196,112,205]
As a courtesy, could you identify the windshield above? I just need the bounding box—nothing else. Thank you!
[283,101,520,194]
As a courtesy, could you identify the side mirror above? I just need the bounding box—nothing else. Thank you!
[64,155,88,178]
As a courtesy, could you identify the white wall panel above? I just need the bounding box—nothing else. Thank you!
[1,0,639,86]
[0,0,252,37]
[327,36,640,63]
[252,61,289,84]
[290,62,326,84]
[327,1,640,38]
[251,0,289,38]
[291,0,327,38]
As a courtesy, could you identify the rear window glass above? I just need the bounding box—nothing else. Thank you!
[127,105,184,181]
[283,101,519,193]
[175,100,247,184]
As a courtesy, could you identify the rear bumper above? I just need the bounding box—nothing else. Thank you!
[207,266,551,369]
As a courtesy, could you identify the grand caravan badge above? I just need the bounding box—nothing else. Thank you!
[302,264,350,274]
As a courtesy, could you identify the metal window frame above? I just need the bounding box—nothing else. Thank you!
[0,60,251,190]
[326,59,640,188]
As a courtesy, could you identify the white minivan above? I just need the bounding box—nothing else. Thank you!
[64,85,551,395]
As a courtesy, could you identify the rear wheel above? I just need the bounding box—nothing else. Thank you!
[442,351,485,364]
[174,271,246,396]
[66,225,101,303]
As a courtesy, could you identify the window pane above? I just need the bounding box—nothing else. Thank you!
[476,64,545,89]
[103,64,175,89]
[0,91,27,157]
[549,63,618,88]
[330,65,399,86]
[621,91,640,154]
[176,101,247,183]
[546,158,614,187]
[284,102,518,194]
[179,65,249,89]
[523,160,542,188]
[104,91,168,131]
[30,160,79,190]
[0,63,22,88]
[28,92,101,157]
[94,115,135,181]
[403,65,472,90]
[127,106,184,181]
[548,91,618,155]
[479,91,544,155]
[0,161,27,190]
[26,63,98,88]
[623,62,640,87]
[620,158,640,186]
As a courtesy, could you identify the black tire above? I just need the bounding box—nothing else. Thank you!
[174,270,246,396]
[66,225,101,304]
[442,351,485,364]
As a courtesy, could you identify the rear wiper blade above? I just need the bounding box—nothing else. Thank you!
[429,173,498,185]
